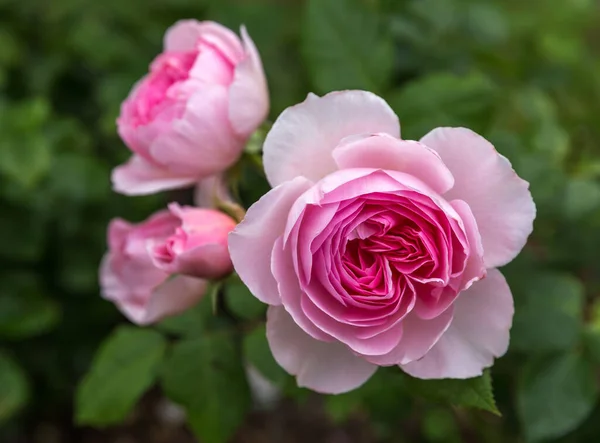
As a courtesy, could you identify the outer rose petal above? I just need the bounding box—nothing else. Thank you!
[164,20,244,63]
[365,307,454,366]
[229,177,313,305]
[158,243,233,280]
[228,26,269,137]
[150,85,242,176]
[107,219,133,250]
[135,276,208,325]
[333,133,454,195]
[263,91,400,187]
[450,199,486,290]
[267,306,377,394]
[112,155,198,195]
[421,127,536,268]
[401,269,513,379]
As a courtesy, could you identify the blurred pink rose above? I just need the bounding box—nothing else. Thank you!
[229,91,536,394]
[100,204,236,325]
[113,20,269,196]
[151,203,236,279]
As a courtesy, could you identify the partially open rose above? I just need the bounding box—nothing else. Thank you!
[229,91,535,394]
[100,204,236,325]
[113,20,269,195]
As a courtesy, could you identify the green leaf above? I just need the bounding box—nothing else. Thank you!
[0,350,30,423]
[388,71,496,139]
[404,369,500,415]
[157,295,214,337]
[302,0,393,93]
[161,335,251,443]
[0,136,51,188]
[225,276,266,321]
[510,273,584,353]
[243,325,288,387]
[0,273,61,340]
[0,206,47,261]
[75,326,167,426]
[0,99,51,188]
[517,353,598,442]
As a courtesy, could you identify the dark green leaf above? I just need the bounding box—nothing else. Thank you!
[161,335,251,443]
[157,295,214,337]
[243,325,288,387]
[75,326,167,426]
[0,350,29,423]
[0,273,61,339]
[225,276,266,321]
[302,0,393,93]
[404,369,500,415]
[517,353,598,442]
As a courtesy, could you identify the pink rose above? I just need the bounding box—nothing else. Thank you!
[113,20,269,196]
[151,203,236,279]
[100,204,236,325]
[229,91,535,394]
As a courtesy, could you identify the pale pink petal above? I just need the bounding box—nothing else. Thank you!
[266,306,377,394]
[107,219,133,250]
[263,91,400,187]
[164,20,244,63]
[137,275,208,325]
[421,127,535,268]
[272,237,334,341]
[333,133,454,195]
[228,26,269,138]
[450,199,486,290]
[112,155,198,196]
[401,269,513,379]
[164,243,233,279]
[99,253,125,303]
[229,177,313,305]
[365,307,454,366]
[150,85,242,176]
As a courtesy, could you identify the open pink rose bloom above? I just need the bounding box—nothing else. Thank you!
[113,20,269,195]
[100,204,235,325]
[229,91,536,394]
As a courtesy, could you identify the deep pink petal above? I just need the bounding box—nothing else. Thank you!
[401,269,513,379]
[421,127,535,268]
[228,26,269,138]
[333,133,454,195]
[272,237,333,341]
[111,155,198,196]
[229,177,313,305]
[266,306,377,394]
[263,91,400,187]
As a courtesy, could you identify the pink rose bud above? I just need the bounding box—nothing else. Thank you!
[100,205,235,325]
[229,91,536,394]
[150,203,236,279]
[112,20,269,196]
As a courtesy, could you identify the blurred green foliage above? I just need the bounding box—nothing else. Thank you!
[1,0,600,441]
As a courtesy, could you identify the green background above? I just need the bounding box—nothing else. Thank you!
[1,0,600,441]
